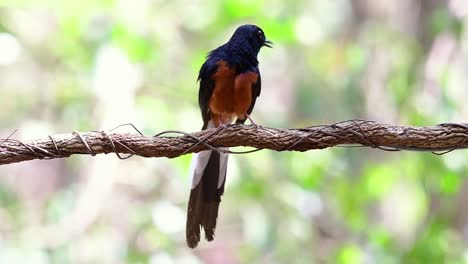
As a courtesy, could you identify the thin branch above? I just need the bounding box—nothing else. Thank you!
[1,120,468,165]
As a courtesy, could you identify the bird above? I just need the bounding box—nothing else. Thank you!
[186,24,272,248]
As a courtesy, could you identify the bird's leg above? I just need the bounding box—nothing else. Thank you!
[211,114,224,129]
[244,113,258,127]
[218,115,228,129]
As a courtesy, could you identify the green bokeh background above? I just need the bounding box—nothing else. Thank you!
[1,0,468,263]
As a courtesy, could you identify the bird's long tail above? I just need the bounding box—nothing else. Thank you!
[186,146,228,248]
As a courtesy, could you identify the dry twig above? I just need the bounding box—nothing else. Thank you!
[1,120,468,165]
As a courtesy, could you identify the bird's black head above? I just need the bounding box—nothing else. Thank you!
[228,24,272,55]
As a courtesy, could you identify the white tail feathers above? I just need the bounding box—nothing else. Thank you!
[188,148,229,189]
[188,120,230,190]
[218,148,229,188]
[189,150,212,189]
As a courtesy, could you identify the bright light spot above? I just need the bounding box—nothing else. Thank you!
[449,0,468,18]
[177,254,202,264]
[443,151,468,171]
[93,45,142,99]
[242,203,268,246]
[183,1,217,30]
[296,191,323,217]
[150,252,173,264]
[0,33,21,66]
[287,217,309,241]
[150,251,202,264]
[294,16,324,45]
[93,45,142,126]
[0,246,49,264]
[464,249,468,264]
[152,201,185,234]
[279,183,324,218]
[379,182,427,243]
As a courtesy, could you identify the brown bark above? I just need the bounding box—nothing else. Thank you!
[1,120,467,165]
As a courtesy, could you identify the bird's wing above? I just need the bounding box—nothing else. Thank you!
[236,68,261,124]
[198,59,218,130]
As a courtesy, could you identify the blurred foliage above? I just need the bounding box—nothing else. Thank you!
[1,0,468,263]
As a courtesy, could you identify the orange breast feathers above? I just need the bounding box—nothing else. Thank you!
[208,61,258,127]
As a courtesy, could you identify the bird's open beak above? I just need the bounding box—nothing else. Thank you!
[264,39,273,48]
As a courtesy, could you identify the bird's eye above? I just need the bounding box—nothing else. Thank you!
[257,30,263,38]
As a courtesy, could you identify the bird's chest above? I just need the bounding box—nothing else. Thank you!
[208,61,257,119]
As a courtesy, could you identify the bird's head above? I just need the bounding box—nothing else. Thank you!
[228,24,272,54]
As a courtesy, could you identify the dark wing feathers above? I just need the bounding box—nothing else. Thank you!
[198,60,217,129]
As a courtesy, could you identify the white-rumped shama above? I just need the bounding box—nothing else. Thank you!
[186,24,272,248]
